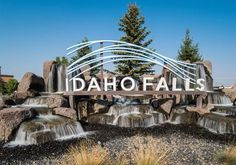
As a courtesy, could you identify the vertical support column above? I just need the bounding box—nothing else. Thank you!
[100,42,104,100]
[69,95,81,120]
[196,95,203,108]
[69,95,75,109]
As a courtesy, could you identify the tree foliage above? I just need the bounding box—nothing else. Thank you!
[114,4,154,79]
[55,56,69,65]
[70,38,99,76]
[0,79,18,95]
[55,38,99,76]
[177,29,203,63]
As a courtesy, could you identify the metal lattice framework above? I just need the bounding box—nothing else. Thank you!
[66,40,197,84]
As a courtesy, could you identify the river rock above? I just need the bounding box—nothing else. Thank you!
[53,107,77,120]
[0,107,36,141]
[17,72,45,93]
[46,95,68,108]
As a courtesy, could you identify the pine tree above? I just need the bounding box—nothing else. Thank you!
[70,38,99,76]
[177,29,203,63]
[55,56,69,65]
[115,4,154,79]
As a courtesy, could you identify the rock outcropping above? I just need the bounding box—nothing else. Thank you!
[0,107,36,141]
[17,72,45,93]
[53,107,77,120]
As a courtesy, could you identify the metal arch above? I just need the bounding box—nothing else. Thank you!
[66,40,197,83]
[68,57,194,84]
[67,50,196,82]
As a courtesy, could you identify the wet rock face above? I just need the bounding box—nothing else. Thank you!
[88,104,168,127]
[23,95,68,108]
[43,61,56,88]
[31,131,56,144]
[88,114,115,125]
[17,72,45,93]
[170,109,200,124]
[197,113,236,134]
[0,107,36,141]
[53,108,77,120]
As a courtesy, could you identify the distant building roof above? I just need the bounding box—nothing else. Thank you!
[0,74,14,77]
[0,74,14,84]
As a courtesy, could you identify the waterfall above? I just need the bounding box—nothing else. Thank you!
[208,92,232,105]
[88,102,167,127]
[7,108,85,146]
[47,64,67,92]
[47,64,57,93]
[197,113,236,134]
[23,96,48,106]
[196,64,213,91]
[57,64,67,92]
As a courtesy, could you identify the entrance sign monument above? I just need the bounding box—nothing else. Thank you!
[64,40,206,94]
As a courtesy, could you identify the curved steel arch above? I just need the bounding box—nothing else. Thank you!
[66,40,197,84]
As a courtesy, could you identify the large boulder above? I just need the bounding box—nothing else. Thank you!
[43,61,56,87]
[13,91,37,105]
[46,95,68,108]
[53,107,77,120]
[17,72,45,93]
[0,107,36,141]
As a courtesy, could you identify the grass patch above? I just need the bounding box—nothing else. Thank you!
[59,136,170,165]
[216,146,236,165]
[59,140,109,165]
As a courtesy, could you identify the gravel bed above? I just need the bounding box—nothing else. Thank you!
[0,123,235,165]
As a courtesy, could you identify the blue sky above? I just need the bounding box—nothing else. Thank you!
[0,0,236,86]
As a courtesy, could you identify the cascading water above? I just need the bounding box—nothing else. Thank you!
[57,64,67,92]
[47,64,67,93]
[207,92,232,105]
[23,96,48,106]
[47,64,57,93]
[7,107,85,146]
[196,64,213,91]
[89,97,167,127]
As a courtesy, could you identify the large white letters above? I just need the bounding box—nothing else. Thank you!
[156,77,169,91]
[143,77,154,91]
[87,77,101,91]
[121,77,136,91]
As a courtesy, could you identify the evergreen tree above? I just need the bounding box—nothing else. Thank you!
[55,56,69,65]
[115,4,154,79]
[177,29,203,63]
[70,38,99,76]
